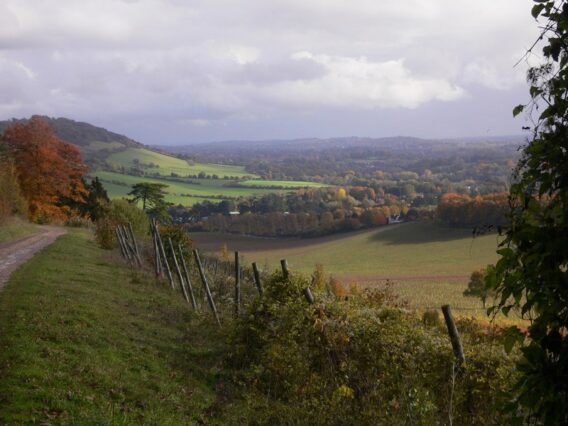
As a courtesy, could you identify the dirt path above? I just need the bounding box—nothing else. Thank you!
[0,226,67,290]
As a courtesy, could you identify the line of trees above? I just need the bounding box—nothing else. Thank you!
[436,192,509,227]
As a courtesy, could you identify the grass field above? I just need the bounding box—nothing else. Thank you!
[0,217,38,244]
[85,141,126,151]
[192,222,509,316]
[106,147,255,178]
[0,229,225,424]
[93,171,325,206]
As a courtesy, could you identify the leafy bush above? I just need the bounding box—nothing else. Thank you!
[226,271,518,424]
[94,199,149,249]
[158,223,193,266]
[422,309,441,327]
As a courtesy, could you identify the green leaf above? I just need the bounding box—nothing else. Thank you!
[513,104,524,117]
[503,326,525,354]
[529,86,543,98]
[531,3,545,18]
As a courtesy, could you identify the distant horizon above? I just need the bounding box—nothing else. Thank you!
[152,133,527,147]
[1,113,527,147]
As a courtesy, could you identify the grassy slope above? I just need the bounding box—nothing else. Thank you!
[93,171,308,205]
[85,141,126,151]
[192,222,504,314]
[96,148,329,206]
[0,217,39,244]
[0,229,225,424]
[106,148,254,178]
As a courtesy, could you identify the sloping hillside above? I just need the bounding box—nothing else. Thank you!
[0,116,324,206]
[0,116,142,168]
[0,116,140,149]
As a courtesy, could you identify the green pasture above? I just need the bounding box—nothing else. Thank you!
[192,222,504,315]
[92,171,315,206]
[106,148,255,178]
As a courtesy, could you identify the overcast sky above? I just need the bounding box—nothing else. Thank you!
[0,0,539,145]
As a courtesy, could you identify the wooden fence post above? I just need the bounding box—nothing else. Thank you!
[127,222,142,263]
[151,221,162,277]
[168,238,190,302]
[154,223,175,288]
[441,305,465,365]
[235,251,241,318]
[178,244,198,310]
[118,226,133,263]
[303,287,315,304]
[252,262,263,296]
[115,227,128,260]
[280,259,289,279]
[121,225,141,267]
[193,249,221,326]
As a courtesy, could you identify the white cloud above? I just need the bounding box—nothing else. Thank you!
[263,53,464,109]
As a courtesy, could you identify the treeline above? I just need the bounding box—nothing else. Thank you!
[193,209,395,237]
[436,192,509,227]
[178,187,433,237]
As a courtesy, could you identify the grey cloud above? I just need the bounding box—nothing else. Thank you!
[0,0,541,143]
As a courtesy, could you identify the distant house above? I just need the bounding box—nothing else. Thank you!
[388,214,403,224]
[229,211,240,216]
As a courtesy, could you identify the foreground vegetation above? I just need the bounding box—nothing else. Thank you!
[0,227,520,424]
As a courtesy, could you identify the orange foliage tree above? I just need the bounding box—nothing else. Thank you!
[3,117,88,222]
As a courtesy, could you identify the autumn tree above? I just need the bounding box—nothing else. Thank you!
[3,117,88,222]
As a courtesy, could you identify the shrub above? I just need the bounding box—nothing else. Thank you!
[464,269,491,307]
[158,224,193,266]
[422,309,441,327]
[226,271,518,424]
[94,199,149,249]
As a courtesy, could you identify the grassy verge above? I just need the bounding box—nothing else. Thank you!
[0,229,225,425]
[0,216,39,244]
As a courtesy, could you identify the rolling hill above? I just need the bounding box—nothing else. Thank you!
[0,116,328,206]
